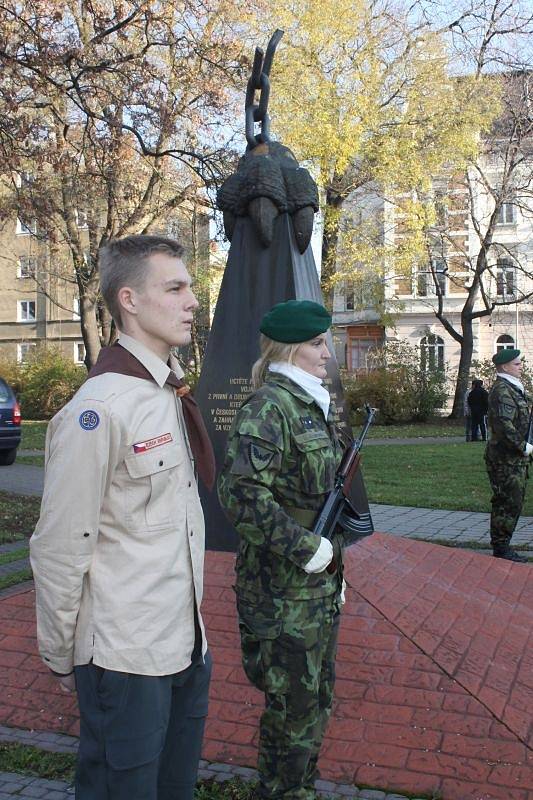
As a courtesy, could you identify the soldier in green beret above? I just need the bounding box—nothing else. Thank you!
[218,300,347,800]
[485,348,530,562]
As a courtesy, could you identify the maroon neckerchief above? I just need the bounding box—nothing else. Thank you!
[89,343,215,490]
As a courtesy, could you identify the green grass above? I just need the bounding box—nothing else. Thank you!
[366,418,463,439]
[195,778,257,800]
[17,454,44,466]
[0,491,41,544]
[0,567,33,591]
[362,441,533,514]
[20,420,47,450]
[0,742,76,782]
[0,547,28,565]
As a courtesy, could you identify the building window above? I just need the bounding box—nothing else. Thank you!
[417,260,446,297]
[16,218,37,235]
[345,284,355,310]
[17,256,37,278]
[74,342,86,364]
[420,334,444,371]
[496,334,515,353]
[17,300,36,322]
[496,201,516,225]
[496,258,515,298]
[77,209,88,228]
[17,343,36,363]
[347,325,384,371]
[434,190,448,226]
[73,297,81,320]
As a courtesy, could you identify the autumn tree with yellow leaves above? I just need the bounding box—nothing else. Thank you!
[263,0,494,302]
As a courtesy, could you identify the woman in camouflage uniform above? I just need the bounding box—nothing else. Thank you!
[218,300,345,800]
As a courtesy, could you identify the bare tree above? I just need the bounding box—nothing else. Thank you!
[0,0,247,366]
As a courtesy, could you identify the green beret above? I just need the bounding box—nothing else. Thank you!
[260,300,331,343]
[492,348,520,365]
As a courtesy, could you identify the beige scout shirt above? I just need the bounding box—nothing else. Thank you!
[30,334,206,677]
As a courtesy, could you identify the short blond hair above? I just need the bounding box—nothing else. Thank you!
[251,334,301,390]
[99,235,184,326]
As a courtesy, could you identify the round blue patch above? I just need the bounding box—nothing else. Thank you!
[79,410,100,431]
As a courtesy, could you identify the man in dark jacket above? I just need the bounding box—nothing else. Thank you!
[485,349,531,562]
[468,379,489,441]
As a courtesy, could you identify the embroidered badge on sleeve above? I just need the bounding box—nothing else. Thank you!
[249,441,276,472]
[79,410,100,431]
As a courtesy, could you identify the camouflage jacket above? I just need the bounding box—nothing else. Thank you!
[218,373,344,601]
[486,377,530,463]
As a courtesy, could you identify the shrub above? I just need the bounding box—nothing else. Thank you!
[342,340,448,424]
[0,346,86,419]
[469,357,533,395]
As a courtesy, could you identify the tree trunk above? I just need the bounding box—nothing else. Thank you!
[321,191,344,308]
[80,295,102,369]
[450,315,474,418]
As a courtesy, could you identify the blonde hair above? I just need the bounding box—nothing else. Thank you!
[251,334,301,390]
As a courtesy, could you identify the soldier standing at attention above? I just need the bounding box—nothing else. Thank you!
[218,300,346,800]
[485,348,531,563]
[30,235,215,799]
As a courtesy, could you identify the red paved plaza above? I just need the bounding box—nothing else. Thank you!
[0,533,531,800]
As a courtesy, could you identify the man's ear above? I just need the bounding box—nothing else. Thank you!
[117,286,137,317]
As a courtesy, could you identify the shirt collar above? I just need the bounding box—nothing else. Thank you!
[117,333,184,387]
[497,373,525,395]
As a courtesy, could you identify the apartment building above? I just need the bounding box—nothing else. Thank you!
[0,208,210,366]
[332,156,533,377]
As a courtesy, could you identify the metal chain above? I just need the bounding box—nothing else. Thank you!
[244,29,284,149]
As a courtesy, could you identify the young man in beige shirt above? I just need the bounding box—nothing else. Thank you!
[30,235,215,800]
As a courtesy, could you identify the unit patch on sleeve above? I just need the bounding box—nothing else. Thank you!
[249,441,276,472]
[133,432,173,453]
[79,410,100,431]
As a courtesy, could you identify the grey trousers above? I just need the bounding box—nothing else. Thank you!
[74,650,212,800]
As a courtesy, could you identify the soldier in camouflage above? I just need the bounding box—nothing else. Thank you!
[218,300,346,800]
[485,348,531,563]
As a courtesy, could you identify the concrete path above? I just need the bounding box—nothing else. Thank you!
[371,504,533,551]
[0,462,43,496]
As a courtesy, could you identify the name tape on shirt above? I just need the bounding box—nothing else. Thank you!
[133,432,173,454]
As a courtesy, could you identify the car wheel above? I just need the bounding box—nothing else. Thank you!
[0,448,17,466]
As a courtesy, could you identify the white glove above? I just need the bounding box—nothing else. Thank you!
[524,442,533,456]
[340,578,347,605]
[304,537,333,574]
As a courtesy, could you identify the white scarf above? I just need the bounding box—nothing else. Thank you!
[498,373,525,395]
[268,361,331,420]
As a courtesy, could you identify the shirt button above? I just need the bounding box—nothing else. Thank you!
[188,481,192,488]
[159,460,164,467]
[190,530,194,537]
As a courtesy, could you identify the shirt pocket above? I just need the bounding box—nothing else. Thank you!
[293,430,335,496]
[124,444,183,529]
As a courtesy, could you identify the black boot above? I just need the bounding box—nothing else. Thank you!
[492,545,528,563]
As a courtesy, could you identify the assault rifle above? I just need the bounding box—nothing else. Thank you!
[526,402,533,452]
[313,404,377,547]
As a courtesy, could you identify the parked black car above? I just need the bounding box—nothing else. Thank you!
[0,378,21,465]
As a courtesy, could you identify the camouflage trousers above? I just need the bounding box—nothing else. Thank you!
[237,593,340,800]
[486,457,528,548]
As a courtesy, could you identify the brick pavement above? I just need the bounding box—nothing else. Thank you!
[0,536,531,800]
